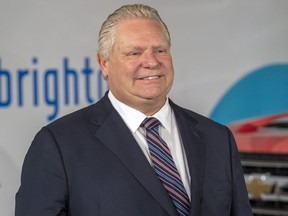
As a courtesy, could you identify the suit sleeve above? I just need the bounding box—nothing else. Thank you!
[226,127,253,216]
[15,127,68,216]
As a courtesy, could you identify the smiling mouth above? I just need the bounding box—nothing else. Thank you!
[139,75,161,80]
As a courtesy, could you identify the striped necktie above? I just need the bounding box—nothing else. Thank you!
[141,117,190,216]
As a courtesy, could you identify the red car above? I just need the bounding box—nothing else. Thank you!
[228,112,288,154]
[229,113,288,215]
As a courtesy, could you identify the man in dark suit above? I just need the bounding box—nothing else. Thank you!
[15,4,252,216]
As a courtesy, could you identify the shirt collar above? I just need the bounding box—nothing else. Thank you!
[108,91,172,133]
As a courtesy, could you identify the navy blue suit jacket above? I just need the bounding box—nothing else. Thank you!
[16,93,252,216]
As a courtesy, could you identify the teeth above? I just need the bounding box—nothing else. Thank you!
[141,76,160,80]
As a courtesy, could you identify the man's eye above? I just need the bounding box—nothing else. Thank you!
[129,51,140,56]
[155,49,165,54]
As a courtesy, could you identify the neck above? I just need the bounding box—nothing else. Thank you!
[129,97,167,116]
[108,91,167,116]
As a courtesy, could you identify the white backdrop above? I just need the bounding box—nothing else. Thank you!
[1,0,288,215]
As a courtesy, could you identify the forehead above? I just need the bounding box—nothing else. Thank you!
[114,18,168,44]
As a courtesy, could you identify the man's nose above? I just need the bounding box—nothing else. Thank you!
[142,51,159,68]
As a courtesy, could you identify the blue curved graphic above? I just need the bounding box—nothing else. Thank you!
[210,64,288,125]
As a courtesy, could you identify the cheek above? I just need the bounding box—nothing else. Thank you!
[159,55,173,68]
[163,61,174,77]
[110,68,131,87]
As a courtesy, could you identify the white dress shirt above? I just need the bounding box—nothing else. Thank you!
[108,91,191,199]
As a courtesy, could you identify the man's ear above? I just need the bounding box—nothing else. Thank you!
[97,52,109,80]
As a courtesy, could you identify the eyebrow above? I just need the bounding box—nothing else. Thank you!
[123,44,168,51]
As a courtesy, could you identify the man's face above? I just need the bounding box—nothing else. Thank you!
[98,19,174,114]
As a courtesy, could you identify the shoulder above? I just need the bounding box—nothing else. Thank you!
[35,95,113,144]
[46,103,96,132]
[169,99,232,138]
[169,99,224,127]
[47,94,112,131]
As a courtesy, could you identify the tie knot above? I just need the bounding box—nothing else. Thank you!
[140,117,161,131]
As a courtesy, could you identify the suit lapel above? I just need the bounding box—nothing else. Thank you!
[171,102,206,216]
[90,95,178,216]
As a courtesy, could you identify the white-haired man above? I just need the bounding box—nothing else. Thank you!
[16,4,252,216]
